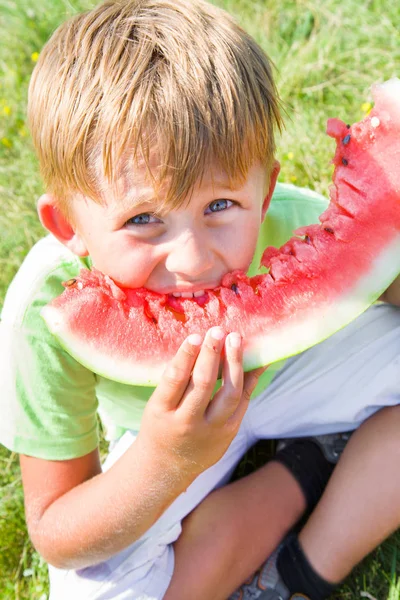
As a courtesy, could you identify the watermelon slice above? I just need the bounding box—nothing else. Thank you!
[42,79,400,386]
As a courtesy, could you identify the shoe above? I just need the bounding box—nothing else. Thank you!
[228,548,290,600]
[277,431,353,464]
[228,546,312,599]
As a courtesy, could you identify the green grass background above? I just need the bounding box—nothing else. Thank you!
[0,0,399,597]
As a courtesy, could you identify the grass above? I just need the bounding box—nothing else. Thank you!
[0,0,399,597]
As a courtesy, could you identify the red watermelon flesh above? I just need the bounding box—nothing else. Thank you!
[42,79,400,386]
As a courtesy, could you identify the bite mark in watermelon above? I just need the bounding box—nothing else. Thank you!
[42,79,400,386]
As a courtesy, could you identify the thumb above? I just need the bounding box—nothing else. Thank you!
[250,365,269,377]
[242,364,269,403]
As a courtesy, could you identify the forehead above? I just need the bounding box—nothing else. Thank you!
[92,149,267,215]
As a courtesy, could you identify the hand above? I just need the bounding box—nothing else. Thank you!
[138,327,266,483]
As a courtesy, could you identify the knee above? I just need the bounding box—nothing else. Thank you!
[374,404,400,423]
[364,405,400,454]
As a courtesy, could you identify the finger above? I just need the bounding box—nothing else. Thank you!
[206,332,243,423]
[248,365,269,378]
[152,333,203,409]
[243,365,267,400]
[180,326,226,415]
[230,363,268,423]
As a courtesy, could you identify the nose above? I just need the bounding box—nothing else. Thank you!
[164,230,214,278]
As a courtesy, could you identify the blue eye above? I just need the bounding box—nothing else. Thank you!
[125,213,159,226]
[206,199,233,213]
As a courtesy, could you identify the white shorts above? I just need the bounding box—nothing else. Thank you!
[48,304,400,599]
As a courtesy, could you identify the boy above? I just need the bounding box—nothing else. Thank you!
[0,0,399,599]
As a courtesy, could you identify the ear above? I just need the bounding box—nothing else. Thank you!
[261,160,281,221]
[37,194,89,256]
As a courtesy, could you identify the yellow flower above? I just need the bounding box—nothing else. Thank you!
[2,105,11,116]
[361,102,372,114]
[31,51,40,62]
[287,151,294,160]
[1,137,12,148]
[18,126,27,137]
[290,175,297,182]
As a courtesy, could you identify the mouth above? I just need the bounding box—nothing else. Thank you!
[170,290,207,299]
[166,289,210,308]
[160,281,221,298]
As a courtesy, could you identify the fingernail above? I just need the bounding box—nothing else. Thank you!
[210,327,224,340]
[228,332,241,348]
[187,333,202,346]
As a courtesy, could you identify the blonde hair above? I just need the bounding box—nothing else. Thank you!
[28,0,283,215]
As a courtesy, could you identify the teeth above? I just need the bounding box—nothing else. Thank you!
[171,290,205,298]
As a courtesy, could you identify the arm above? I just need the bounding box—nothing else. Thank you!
[21,329,264,570]
[379,274,400,306]
[20,440,191,570]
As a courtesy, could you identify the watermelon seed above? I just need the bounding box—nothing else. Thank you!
[324,227,334,234]
[342,158,348,166]
[64,278,77,287]
[304,235,311,244]
[231,283,239,295]
[346,124,351,129]
[342,134,351,145]
[144,302,158,324]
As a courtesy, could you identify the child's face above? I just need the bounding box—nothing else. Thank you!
[51,161,278,296]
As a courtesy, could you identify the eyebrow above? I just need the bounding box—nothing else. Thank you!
[104,197,155,225]
[103,175,158,216]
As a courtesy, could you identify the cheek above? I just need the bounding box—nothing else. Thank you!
[90,236,155,288]
[225,218,260,270]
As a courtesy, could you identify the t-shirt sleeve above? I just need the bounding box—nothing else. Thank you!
[0,239,99,460]
[248,182,329,277]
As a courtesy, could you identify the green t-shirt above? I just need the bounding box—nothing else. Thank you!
[0,183,328,460]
